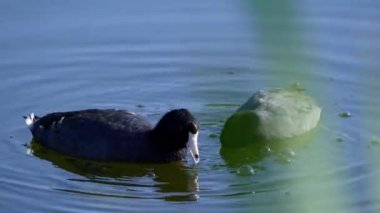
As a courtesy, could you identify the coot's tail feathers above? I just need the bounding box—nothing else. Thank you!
[24,113,38,130]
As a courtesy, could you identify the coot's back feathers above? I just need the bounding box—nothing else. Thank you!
[25,108,200,163]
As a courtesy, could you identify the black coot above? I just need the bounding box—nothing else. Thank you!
[24,108,200,164]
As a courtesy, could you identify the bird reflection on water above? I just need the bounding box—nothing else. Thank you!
[29,141,199,202]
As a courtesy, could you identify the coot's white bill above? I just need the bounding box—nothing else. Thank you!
[187,132,200,165]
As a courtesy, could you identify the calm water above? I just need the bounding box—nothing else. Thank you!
[1,1,380,212]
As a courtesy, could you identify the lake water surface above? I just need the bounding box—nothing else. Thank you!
[1,1,380,212]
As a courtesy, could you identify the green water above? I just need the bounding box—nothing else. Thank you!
[1,1,379,212]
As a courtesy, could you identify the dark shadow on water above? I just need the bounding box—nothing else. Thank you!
[30,141,199,202]
[220,129,317,169]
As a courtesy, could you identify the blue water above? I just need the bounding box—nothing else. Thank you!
[1,1,380,212]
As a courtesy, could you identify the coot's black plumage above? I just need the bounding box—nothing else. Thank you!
[25,109,200,163]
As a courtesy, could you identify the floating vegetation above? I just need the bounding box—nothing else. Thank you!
[336,137,344,143]
[221,89,321,147]
[339,111,351,118]
[370,140,380,145]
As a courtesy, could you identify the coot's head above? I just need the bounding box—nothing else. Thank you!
[153,109,200,164]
